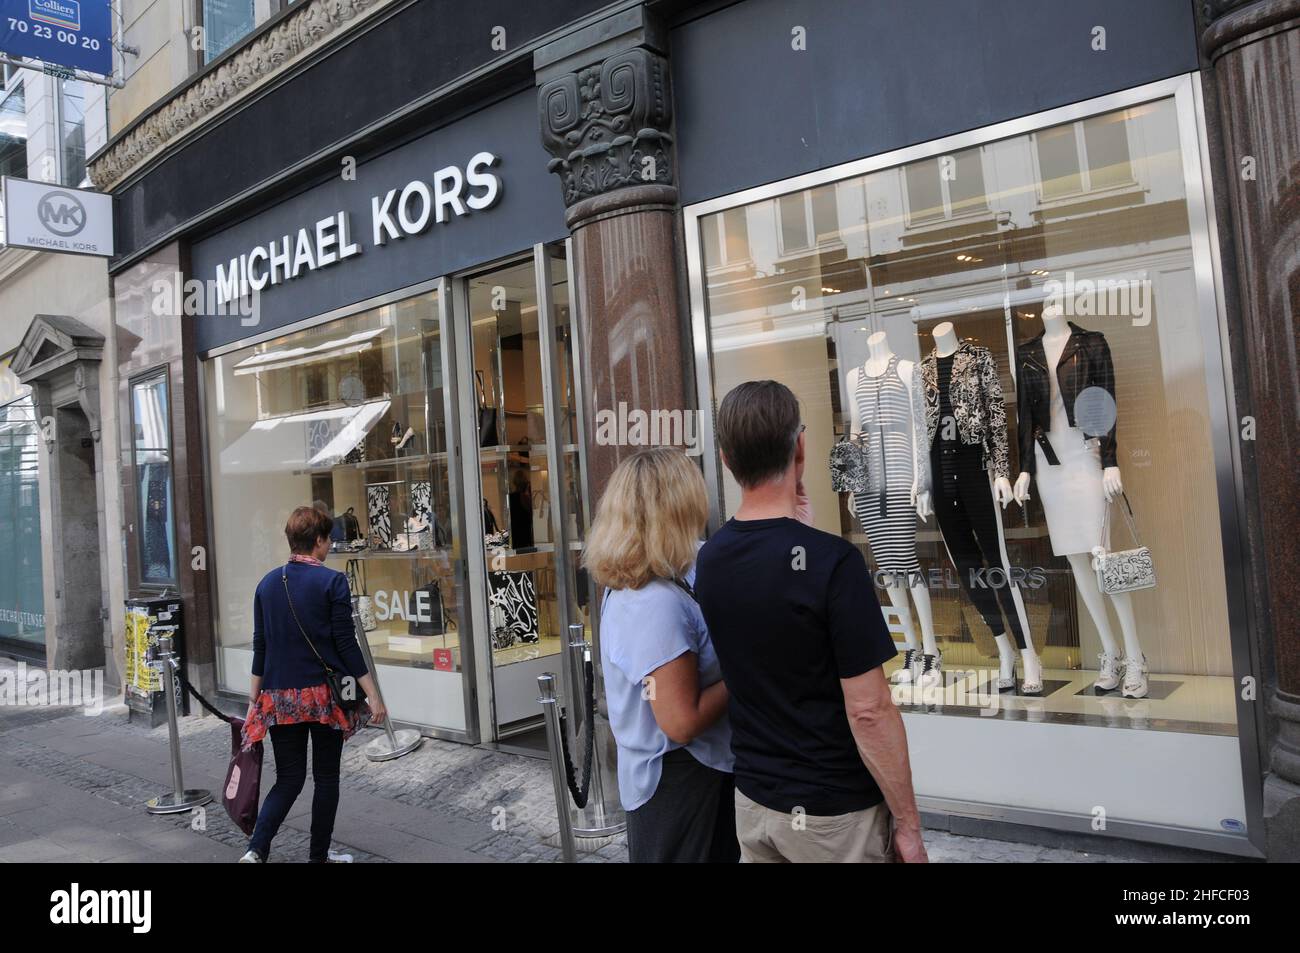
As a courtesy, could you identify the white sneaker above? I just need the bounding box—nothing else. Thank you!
[918,652,942,690]
[892,648,918,685]
[238,850,263,864]
[1095,653,1121,692]
[1121,655,1149,699]
[327,850,354,863]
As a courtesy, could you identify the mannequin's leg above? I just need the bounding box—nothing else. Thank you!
[1107,590,1142,661]
[885,580,918,650]
[1065,553,1123,691]
[1065,553,1121,658]
[909,578,939,657]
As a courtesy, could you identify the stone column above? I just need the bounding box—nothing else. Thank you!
[536,13,693,832]
[538,27,693,499]
[1202,0,1300,860]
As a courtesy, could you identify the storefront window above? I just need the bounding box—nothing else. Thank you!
[0,380,45,651]
[131,371,178,586]
[206,289,470,732]
[694,94,1244,834]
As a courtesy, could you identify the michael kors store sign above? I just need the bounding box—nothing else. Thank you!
[213,152,501,305]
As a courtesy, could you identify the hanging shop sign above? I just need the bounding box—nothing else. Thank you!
[212,151,501,306]
[0,0,114,76]
[1,175,114,256]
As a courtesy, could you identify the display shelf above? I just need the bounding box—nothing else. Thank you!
[294,448,447,476]
[326,548,453,561]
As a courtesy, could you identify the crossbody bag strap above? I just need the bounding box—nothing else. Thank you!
[281,565,335,676]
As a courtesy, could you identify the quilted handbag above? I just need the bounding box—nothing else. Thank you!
[1091,493,1156,595]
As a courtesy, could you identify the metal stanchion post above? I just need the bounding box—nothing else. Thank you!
[351,607,422,761]
[566,623,625,837]
[537,673,577,862]
[145,629,213,815]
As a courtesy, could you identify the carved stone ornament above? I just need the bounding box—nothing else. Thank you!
[88,0,390,191]
[538,47,675,210]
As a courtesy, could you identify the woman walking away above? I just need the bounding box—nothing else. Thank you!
[238,506,387,863]
[584,448,737,862]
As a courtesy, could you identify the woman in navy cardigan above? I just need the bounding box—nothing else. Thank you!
[238,506,387,863]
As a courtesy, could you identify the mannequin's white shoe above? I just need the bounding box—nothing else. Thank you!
[891,648,919,685]
[1121,655,1149,699]
[1020,649,1043,696]
[917,651,943,690]
[1095,653,1122,693]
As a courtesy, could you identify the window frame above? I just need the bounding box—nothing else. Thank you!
[128,366,179,590]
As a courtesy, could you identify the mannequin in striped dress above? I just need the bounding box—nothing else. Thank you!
[845,332,940,688]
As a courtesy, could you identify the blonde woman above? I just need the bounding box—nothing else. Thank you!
[584,447,737,863]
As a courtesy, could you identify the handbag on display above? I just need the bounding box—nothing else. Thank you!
[829,435,870,493]
[476,370,499,447]
[1091,493,1157,595]
[408,578,446,636]
[346,559,377,632]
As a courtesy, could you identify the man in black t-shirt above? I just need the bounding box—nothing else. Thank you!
[696,380,927,863]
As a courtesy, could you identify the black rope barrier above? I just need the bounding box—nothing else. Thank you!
[178,674,235,725]
[557,656,596,809]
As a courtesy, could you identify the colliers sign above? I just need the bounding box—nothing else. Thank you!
[214,152,500,305]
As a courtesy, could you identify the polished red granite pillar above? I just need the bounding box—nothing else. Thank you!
[540,47,693,499]
[1203,0,1300,858]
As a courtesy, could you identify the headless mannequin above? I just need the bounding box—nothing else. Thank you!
[932,322,1043,691]
[1013,303,1144,688]
[847,332,938,674]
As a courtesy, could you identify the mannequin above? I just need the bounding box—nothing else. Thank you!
[929,322,1043,694]
[1013,300,1146,697]
[846,331,939,687]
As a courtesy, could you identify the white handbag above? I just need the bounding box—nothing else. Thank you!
[1091,493,1156,595]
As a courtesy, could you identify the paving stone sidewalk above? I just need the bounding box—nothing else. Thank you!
[0,658,1181,864]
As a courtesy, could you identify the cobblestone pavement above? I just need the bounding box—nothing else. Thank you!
[0,658,1182,864]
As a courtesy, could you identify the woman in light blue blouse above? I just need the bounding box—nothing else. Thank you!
[584,448,737,863]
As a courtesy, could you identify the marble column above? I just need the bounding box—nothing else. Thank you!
[539,45,693,498]
[1202,0,1300,859]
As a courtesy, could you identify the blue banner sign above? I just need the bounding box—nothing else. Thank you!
[1,0,113,76]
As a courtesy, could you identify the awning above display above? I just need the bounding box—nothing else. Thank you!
[219,399,390,475]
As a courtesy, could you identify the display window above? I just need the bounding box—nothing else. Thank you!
[687,81,1251,840]
[205,288,472,732]
[204,243,591,740]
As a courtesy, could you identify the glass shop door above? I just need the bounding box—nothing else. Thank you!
[452,243,588,739]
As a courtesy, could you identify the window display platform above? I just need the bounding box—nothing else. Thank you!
[886,657,1236,735]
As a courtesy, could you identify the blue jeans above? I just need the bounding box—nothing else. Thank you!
[248,722,345,862]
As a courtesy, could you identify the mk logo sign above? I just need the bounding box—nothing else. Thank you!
[37,191,87,236]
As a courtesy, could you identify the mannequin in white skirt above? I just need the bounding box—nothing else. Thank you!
[1013,301,1147,698]
[845,332,939,688]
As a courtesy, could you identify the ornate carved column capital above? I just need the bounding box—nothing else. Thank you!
[1201,0,1300,59]
[538,46,675,227]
